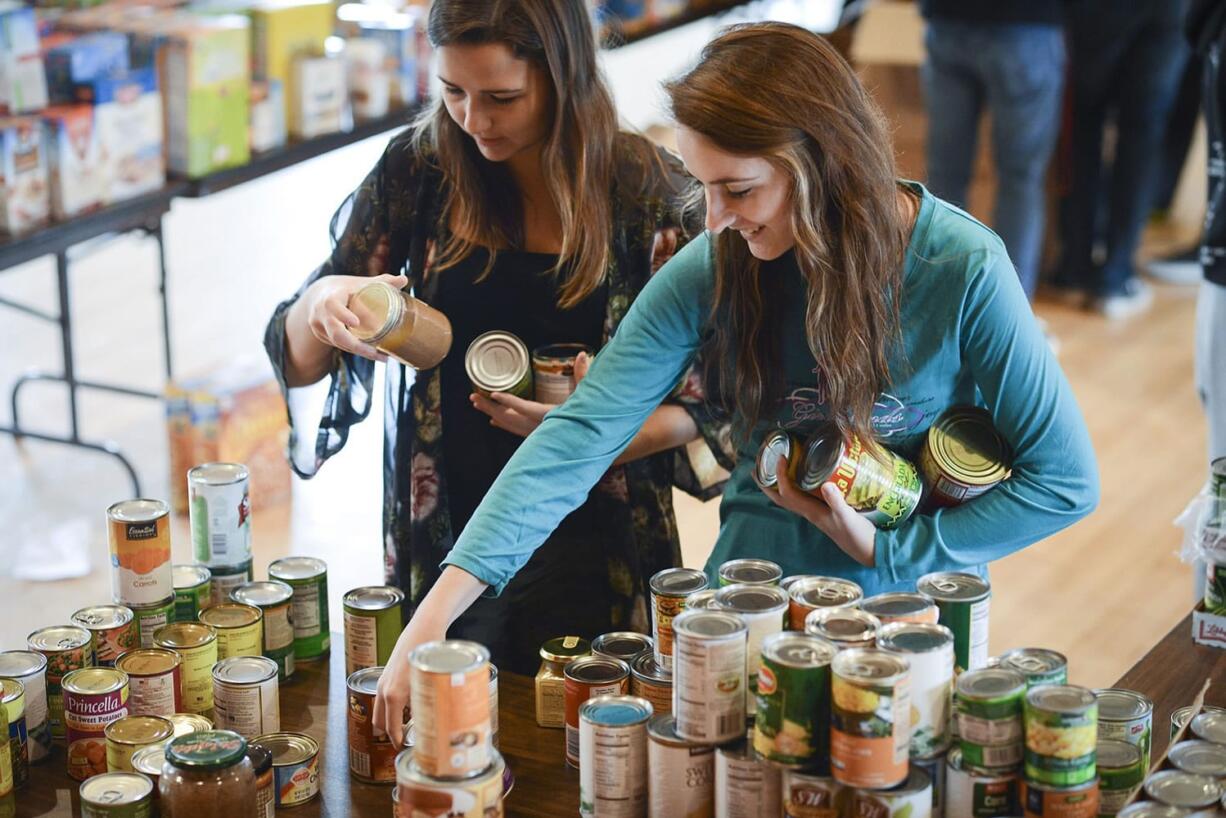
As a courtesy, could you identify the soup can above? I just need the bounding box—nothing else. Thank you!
[1096,739,1144,816]
[188,463,252,568]
[782,768,843,818]
[754,429,804,491]
[79,771,154,818]
[532,343,593,404]
[753,632,836,767]
[630,652,673,718]
[565,656,631,768]
[650,568,708,672]
[956,668,1025,771]
[394,747,505,817]
[798,428,922,528]
[1168,739,1226,779]
[830,648,911,789]
[1024,685,1098,787]
[466,330,532,398]
[718,559,783,587]
[129,597,176,651]
[672,609,747,745]
[212,656,280,739]
[0,679,26,790]
[267,557,330,662]
[103,714,173,773]
[789,577,863,631]
[231,581,296,681]
[152,623,218,716]
[1095,689,1152,772]
[255,732,321,807]
[0,652,49,764]
[648,714,714,818]
[592,632,653,666]
[946,746,1018,818]
[1171,705,1226,741]
[861,593,939,626]
[115,649,182,717]
[27,625,94,740]
[715,737,781,818]
[1000,649,1068,689]
[852,766,934,818]
[408,640,492,779]
[70,606,139,668]
[107,499,173,607]
[172,564,212,621]
[579,695,652,818]
[167,713,213,737]
[343,585,404,677]
[63,667,129,781]
[199,603,264,661]
[347,667,397,784]
[209,561,254,609]
[805,608,881,650]
[877,622,955,758]
[918,572,991,673]
[1021,780,1100,818]
[714,583,789,713]
[919,407,1010,509]
[1190,711,1226,745]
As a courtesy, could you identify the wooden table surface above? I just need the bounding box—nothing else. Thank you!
[16,612,1225,817]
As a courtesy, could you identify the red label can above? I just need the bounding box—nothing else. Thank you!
[563,656,630,768]
[63,667,129,781]
[347,667,397,784]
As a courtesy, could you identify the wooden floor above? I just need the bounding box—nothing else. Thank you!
[0,64,1209,691]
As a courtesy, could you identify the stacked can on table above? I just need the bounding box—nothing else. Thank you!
[268,556,331,663]
[1095,688,1153,816]
[108,499,176,649]
[952,667,1025,818]
[26,625,93,742]
[1,678,27,791]
[650,568,709,672]
[0,650,51,764]
[1021,685,1100,818]
[343,586,404,677]
[918,572,991,674]
[714,582,789,714]
[189,463,254,608]
[231,580,296,681]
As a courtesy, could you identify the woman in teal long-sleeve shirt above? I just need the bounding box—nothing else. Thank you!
[373,22,1099,741]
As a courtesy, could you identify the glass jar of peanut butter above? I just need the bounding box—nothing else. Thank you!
[160,730,255,818]
[534,636,590,729]
[349,281,452,369]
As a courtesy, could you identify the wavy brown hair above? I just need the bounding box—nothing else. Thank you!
[410,0,619,307]
[665,22,912,448]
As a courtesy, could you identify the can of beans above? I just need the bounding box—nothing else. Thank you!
[805,607,881,650]
[831,648,911,789]
[565,656,631,768]
[255,731,321,807]
[1095,689,1153,772]
[115,649,182,717]
[862,593,940,627]
[754,429,804,491]
[152,623,218,717]
[104,714,173,773]
[1000,649,1068,689]
[718,559,783,587]
[63,667,129,781]
[209,561,254,609]
[672,609,747,745]
[466,330,533,398]
[946,746,1018,818]
[267,557,330,663]
[129,597,176,650]
[395,746,505,816]
[782,768,843,818]
[630,652,672,718]
[1096,739,1144,816]
[919,407,1010,510]
[753,632,836,767]
[172,564,212,621]
[188,463,252,569]
[199,603,264,661]
[918,572,991,673]
[26,625,94,741]
[107,499,174,607]
[1024,685,1098,788]
[714,583,789,713]
[343,586,404,677]
[0,679,26,789]
[1190,710,1226,744]
[956,668,1025,772]
[531,343,593,404]
[878,622,955,758]
[1021,780,1100,818]
[579,695,652,818]
[798,428,922,528]
[648,714,714,818]
[79,771,154,818]
[650,567,708,672]
[212,656,280,739]
[788,576,863,631]
[592,632,653,666]
[0,652,49,764]
[851,766,934,818]
[347,666,397,784]
[70,606,139,668]
[408,640,492,779]
[231,581,296,681]
[715,737,782,818]
[167,713,213,737]
[1170,705,1226,741]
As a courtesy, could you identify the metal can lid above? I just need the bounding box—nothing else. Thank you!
[247,743,273,775]
[1144,770,1223,808]
[540,636,591,664]
[0,678,23,706]
[672,609,747,640]
[717,559,783,586]
[805,607,881,643]
[1001,648,1067,678]
[172,564,212,589]
[1025,684,1097,715]
[347,666,383,696]
[63,667,128,696]
[104,715,175,746]
[231,580,295,607]
[647,714,707,747]
[876,622,954,654]
[349,281,402,343]
[685,589,718,610]
[1094,688,1154,721]
[861,593,935,619]
[956,668,1026,701]
[342,585,405,611]
[1169,740,1226,778]
[168,713,214,737]
[465,331,530,393]
[926,407,1010,485]
[714,583,790,614]
[167,730,249,770]
[410,640,489,675]
[1096,738,1142,769]
[130,744,167,777]
[832,648,910,683]
[27,625,92,652]
[790,576,864,609]
[116,648,180,676]
[798,427,843,488]
[631,652,672,684]
[213,656,278,685]
[1191,711,1226,744]
[591,632,652,664]
[187,462,250,486]
[253,731,320,767]
[79,772,154,806]
[268,556,327,581]
[565,656,630,685]
[754,430,797,489]
[761,632,837,668]
[200,604,262,630]
[0,650,47,678]
[1116,802,1194,818]
[579,694,652,727]
[71,605,135,630]
[780,574,819,592]
[107,498,169,523]
[917,571,991,602]
[649,567,708,597]
[153,622,216,650]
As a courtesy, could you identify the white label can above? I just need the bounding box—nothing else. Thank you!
[673,610,747,745]
[212,656,280,739]
[715,740,781,818]
[648,714,714,818]
[580,695,652,818]
[188,463,252,568]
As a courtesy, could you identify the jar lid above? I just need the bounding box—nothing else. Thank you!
[247,743,273,775]
[166,730,248,770]
[540,635,590,663]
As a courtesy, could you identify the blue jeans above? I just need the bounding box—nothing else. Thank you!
[923,21,1066,299]
[1056,0,1191,297]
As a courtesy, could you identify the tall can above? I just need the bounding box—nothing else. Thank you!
[789,577,863,631]
[63,667,129,781]
[851,766,934,818]
[114,649,182,716]
[1094,689,1153,772]
[861,593,939,627]
[718,559,783,587]
[753,632,836,767]
[805,607,881,650]
[268,557,330,662]
[956,668,1025,772]
[152,623,218,716]
[648,714,714,818]
[188,463,252,569]
[714,583,789,713]
[408,640,491,779]
[212,656,280,739]
[798,428,923,528]
[1000,649,1068,689]
[830,648,911,789]
[27,625,93,741]
[70,605,139,668]
[1096,739,1144,817]
[103,714,173,773]
[231,581,297,681]
[877,622,955,758]
[343,585,404,676]
[715,738,781,818]
[919,407,1010,510]
[565,656,631,768]
[107,499,173,607]
[129,597,176,650]
[918,572,991,673]
[672,609,747,745]
[0,652,50,764]
[172,564,212,621]
[946,747,1019,818]
[650,568,708,672]
[782,768,843,818]
[579,695,652,818]
[1023,686,1098,788]
[347,666,397,784]
[199,603,264,661]
[0,679,26,790]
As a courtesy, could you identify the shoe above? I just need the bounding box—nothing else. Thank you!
[1092,279,1154,320]
[1146,245,1202,286]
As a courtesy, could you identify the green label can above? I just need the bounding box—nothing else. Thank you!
[999,649,1068,689]
[172,564,212,622]
[919,572,991,673]
[342,586,404,677]
[268,558,330,662]
[1024,686,1098,787]
[956,668,1025,772]
[231,582,297,682]
[753,632,836,767]
[1095,689,1152,772]
[1096,739,1144,817]
[130,597,176,651]
[798,430,922,529]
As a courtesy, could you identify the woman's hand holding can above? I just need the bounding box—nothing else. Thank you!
[766,454,879,567]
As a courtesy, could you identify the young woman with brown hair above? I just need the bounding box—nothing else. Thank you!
[373,21,1099,741]
[266,0,731,680]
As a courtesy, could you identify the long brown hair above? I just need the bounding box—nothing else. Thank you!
[410,0,618,307]
[665,23,912,448]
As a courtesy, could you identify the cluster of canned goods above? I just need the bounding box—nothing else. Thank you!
[465,329,594,405]
[754,407,1012,530]
[1110,706,1226,818]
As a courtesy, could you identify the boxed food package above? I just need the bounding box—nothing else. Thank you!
[0,116,50,235]
[42,104,105,218]
[344,37,389,121]
[355,9,420,107]
[0,5,39,54]
[77,66,165,202]
[250,0,336,124]
[0,6,49,114]
[44,30,130,103]
[289,54,347,139]
[249,78,287,152]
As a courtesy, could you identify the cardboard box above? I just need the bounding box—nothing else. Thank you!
[250,0,336,124]
[0,52,50,114]
[249,77,286,152]
[0,5,39,54]
[289,54,346,139]
[1191,601,1226,650]
[0,116,50,235]
[344,37,389,121]
[44,31,130,103]
[354,9,419,106]
[77,67,166,202]
[42,104,105,217]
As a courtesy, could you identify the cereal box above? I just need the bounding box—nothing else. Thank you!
[289,54,347,139]
[250,0,336,124]
[44,31,130,103]
[250,78,287,152]
[42,105,106,218]
[78,67,166,202]
[0,116,50,235]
